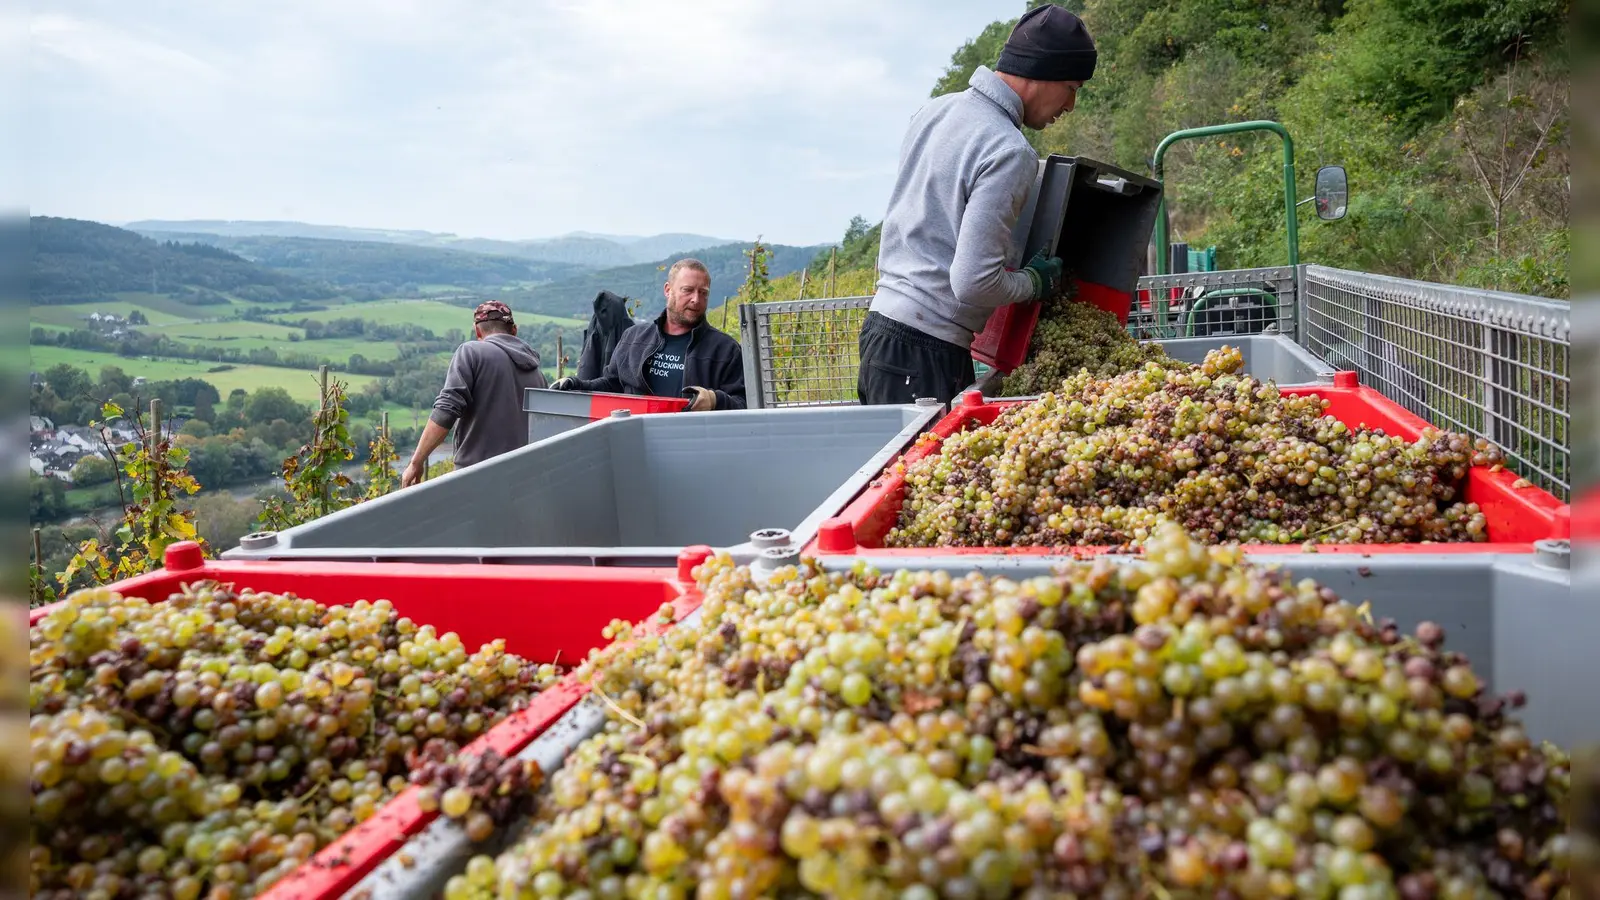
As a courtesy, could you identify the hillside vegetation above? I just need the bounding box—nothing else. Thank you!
[31,217,335,306]
[748,0,1567,304]
[126,232,589,296]
[942,0,1568,296]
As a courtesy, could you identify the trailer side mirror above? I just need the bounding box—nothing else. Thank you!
[1314,165,1348,220]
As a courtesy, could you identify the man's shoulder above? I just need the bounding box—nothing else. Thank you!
[617,321,656,345]
[919,93,1032,156]
[694,325,739,354]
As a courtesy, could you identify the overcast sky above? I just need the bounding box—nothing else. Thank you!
[29,0,1019,247]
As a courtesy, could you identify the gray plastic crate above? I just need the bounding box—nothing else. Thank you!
[342,549,1585,899]
[1155,334,1336,385]
[221,403,943,566]
[523,387,689,444]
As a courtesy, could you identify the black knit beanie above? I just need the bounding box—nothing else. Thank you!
[996,5,1097,83]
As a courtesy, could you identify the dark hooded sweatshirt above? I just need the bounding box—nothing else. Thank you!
[429,333,548,468]
[568,312,746,410]
[577,291,636,380]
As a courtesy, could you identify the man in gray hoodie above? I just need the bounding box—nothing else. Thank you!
[858,5,1096,405]
[401,300,547,486]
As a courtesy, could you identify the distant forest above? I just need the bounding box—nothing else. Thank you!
[30,217,336,305]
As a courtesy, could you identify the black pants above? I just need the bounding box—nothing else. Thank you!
[856,312,975,406]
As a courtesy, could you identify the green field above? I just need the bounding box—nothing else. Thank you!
[31,299,202,328]
[28,346,379,405]
[141,319,410,362]
[31,294,579,418]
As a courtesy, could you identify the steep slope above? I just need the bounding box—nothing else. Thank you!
[941,0,1566,295]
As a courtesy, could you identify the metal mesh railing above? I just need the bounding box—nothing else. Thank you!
[739,297,872,408]
[1300,265,1570,500]
[1130,266,1299,340]
[739,269,1299,407]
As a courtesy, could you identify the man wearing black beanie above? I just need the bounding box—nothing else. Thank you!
[858,4,1096,406]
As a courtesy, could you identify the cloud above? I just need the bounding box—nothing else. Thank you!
[31,13,224,97]
[28,1,1022,245]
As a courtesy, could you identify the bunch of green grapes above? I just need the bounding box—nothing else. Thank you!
[890,347,1501,548]
[443,524,1568,899]
[998,294,1177,397]
[3,603,29,893]
[29,582,564,900]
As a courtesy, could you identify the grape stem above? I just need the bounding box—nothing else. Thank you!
[590,683,646,731]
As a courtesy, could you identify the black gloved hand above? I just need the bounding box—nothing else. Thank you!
[1022,251,1065,300]
[682,386,716,412]
[549,377,578,391]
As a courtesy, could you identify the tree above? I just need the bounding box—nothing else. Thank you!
[179,419,212,439]
[1449,47,1567,263]
[70,455,116,486]
[843,215,871,245]
[30,474,66,522]
[43,364,92,402]
[246,386,305,425]
[193,391,215,423]
[931,18,1017,97]
[98,365,133,396]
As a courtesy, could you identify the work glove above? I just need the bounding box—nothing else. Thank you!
[549,377,578,391]
[1022,251,1065,301]
[682,386,717,412]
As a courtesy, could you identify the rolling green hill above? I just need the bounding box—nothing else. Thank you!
[31,216,336,306]
[125,231,589,296]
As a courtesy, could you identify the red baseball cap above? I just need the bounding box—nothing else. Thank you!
[474,300,514,324]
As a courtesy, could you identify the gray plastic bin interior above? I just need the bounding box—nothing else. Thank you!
[221,403,943,566]
[962,334,1337,397]
[1155,334,1336,386]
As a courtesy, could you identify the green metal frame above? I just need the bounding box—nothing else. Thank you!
[1151,120,1299,275]
[1180,287,1278,336]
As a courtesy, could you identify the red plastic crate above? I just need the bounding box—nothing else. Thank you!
[971,279,1133,372]
[585,391,690,417]
[805,373,1570,558]
[29,541,714,900]
[1574,485,1600,542]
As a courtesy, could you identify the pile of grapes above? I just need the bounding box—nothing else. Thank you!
[28,583,564,900]
[442,526,1570,899]
[997,292,1175,397]
[890,348,1502,548]
[4,604,29,893]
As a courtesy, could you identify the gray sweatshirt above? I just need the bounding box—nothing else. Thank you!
[429,333,547,468]
[870,66,1040,349]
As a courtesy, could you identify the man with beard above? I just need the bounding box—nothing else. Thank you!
[549,257,746,410]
